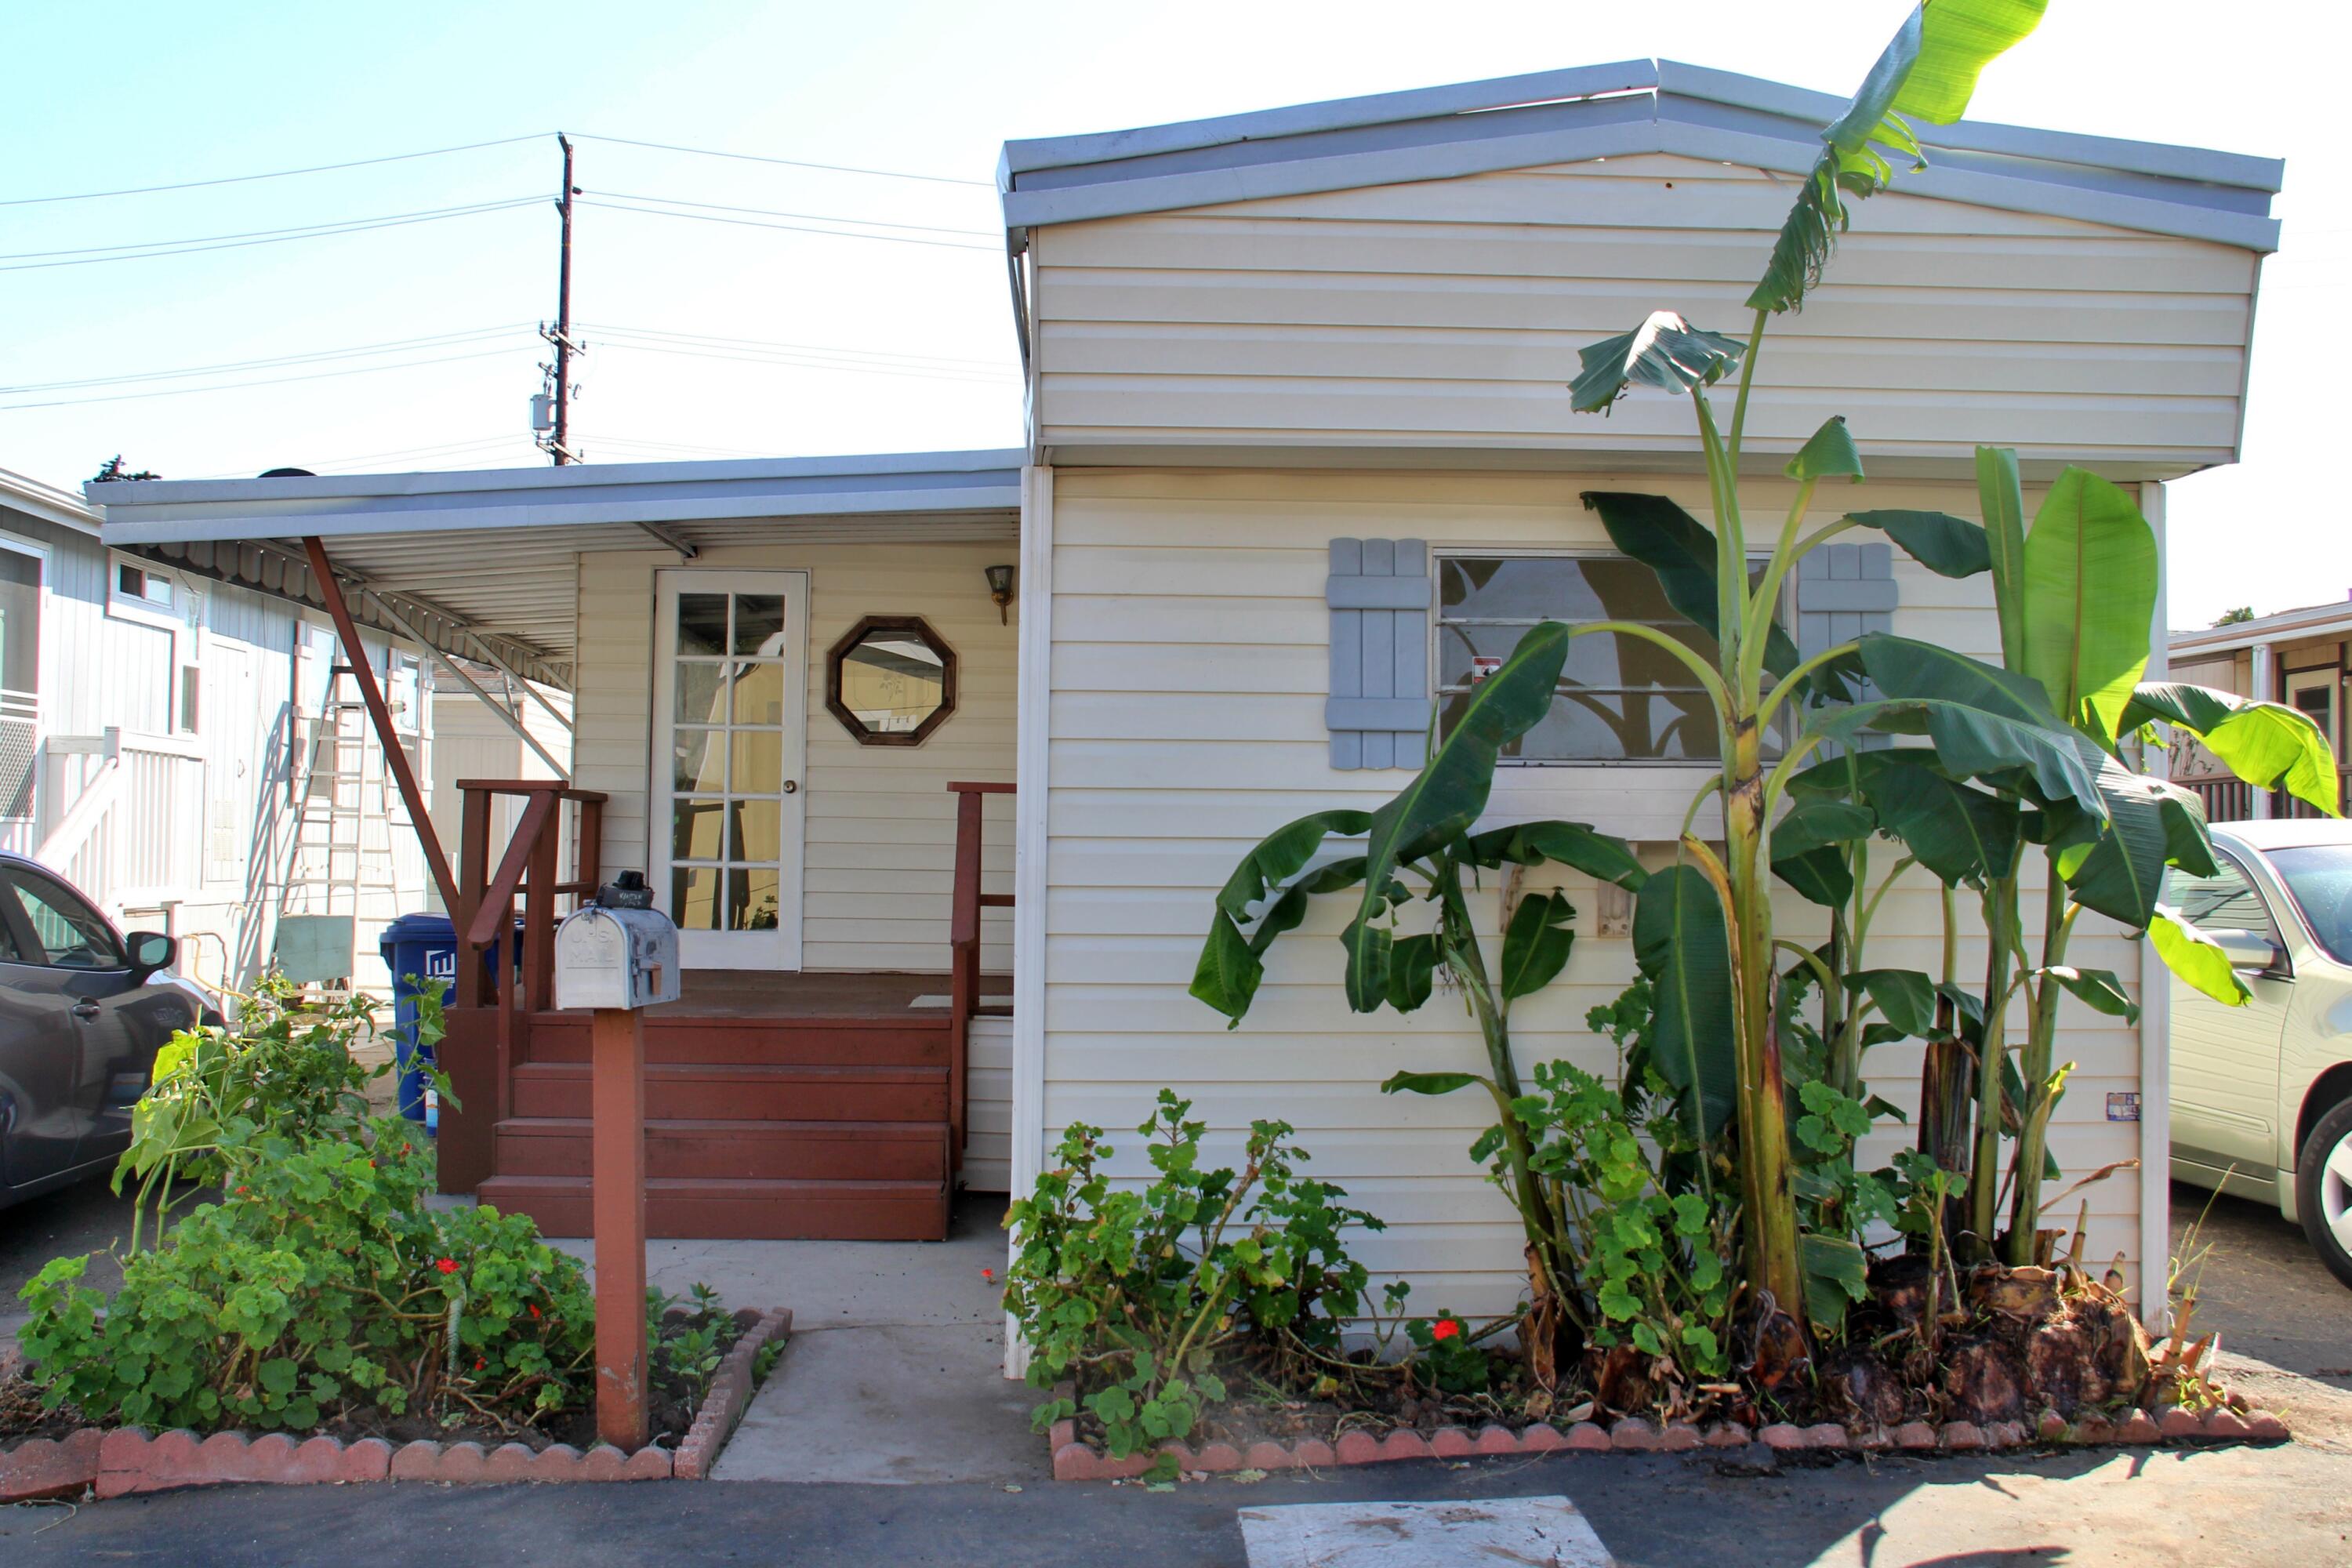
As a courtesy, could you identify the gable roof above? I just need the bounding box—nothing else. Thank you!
[999,60,2281,252]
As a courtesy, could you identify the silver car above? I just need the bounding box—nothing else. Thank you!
[0,853,208,1210]
[2165,818,2352,1287]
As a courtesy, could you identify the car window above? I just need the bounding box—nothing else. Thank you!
[2160,855,2279,943]
[3,869,125,970]
[2267,843,2352,965]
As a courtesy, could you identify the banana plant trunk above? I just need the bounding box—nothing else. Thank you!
[1721,719,1807,1319]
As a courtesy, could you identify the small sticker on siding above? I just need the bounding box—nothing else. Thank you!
[2107,1092,2140,1123]
[1469,655,1503,685]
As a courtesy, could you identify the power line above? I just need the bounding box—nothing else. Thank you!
[572,132,990,188]
[0,346,529,412]
[0,198,540,272]
[583,197,1000,252]
[0,133,551,206]
[596,190,996,238]
[2,325,535,394]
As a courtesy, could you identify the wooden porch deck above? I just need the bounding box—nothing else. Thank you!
[636,969,1011,1019]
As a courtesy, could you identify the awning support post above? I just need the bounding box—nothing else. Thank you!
[302,535,461,914]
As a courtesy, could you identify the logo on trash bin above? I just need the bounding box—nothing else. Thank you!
[425,949,456,982]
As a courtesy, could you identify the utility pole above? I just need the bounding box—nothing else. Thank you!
[537,134,583,464]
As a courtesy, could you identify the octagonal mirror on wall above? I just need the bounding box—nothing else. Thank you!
[825,615,957,746]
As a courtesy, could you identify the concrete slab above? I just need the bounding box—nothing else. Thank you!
[1239,1496,1614,1568]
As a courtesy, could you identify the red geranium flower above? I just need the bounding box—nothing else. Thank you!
[235,1186,250,1197]
[435,1258,459,1275]
[1430,1318,1461,1341]
[528,1304,542,1319]
[474,1359,486,1371]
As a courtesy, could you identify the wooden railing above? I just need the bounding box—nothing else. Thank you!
[2182,776,2255,825]
[947,781,1014,1178]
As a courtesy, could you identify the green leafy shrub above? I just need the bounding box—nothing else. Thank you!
[1510,1055,1737,1381]
[1402,1312,1492,1394]
[19,978,601,1436]
[115,978,445,1251]
[1004,1091,1385,1465]
[21,1121,593,1432]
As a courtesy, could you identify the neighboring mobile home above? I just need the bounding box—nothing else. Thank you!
[2168,598,2352,822]
[0,466,438,998]
[85,62,2281,1320]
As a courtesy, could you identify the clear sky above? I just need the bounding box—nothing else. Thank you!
[4,0,2337,629]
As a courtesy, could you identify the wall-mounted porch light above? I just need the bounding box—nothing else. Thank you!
[984,563,1017,624]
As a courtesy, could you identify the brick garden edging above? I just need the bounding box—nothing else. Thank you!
[675,1307,790,1480]
[1047,1403,2293,1481]
[0,1306,791,1501]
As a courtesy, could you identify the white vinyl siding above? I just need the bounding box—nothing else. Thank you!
[574,538,1018,974]
[1038,466,2149,1316]
[1029,155,2257,476]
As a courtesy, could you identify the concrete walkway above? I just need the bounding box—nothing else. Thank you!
[552,1192,1049,1485]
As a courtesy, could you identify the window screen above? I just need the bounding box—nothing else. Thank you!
[1436,554,1766,763]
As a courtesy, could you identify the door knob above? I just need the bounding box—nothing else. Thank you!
[783,779,799,794]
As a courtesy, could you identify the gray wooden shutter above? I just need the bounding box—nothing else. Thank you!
[1795,543,1897,742]
[1327,538,1431,770]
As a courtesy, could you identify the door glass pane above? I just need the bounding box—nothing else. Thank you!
[672,867,726,931]
[734,596,786,657]
[676,662,728,727]
[732,798,781,865]
[672,798,728,862]
[729,731,782,794]
[673,728,724,793]
[730,662,785,726]
[677,593,729,656]
[732,868,781,931]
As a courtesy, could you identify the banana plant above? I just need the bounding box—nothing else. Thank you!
[1561,0,2056,1334]
[1785,456,2336,1265]
[1190,625,1646,1380]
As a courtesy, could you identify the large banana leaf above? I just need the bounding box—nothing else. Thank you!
[1846,510,1990,578]
[1634,864,1737,1142]
[1500,891,1577,1001]
[2063,768,2180,929]
[1582,491,1799,677]
[1192,815,1370,1024]
[1465,819,1647,888]
[1861,759,2020,887]
[1749,1,2049,314]
[2020,468,2158,742]
[1768,797,1875,906]
[1786,416,1864,482]
[1977,446,2030,670]
[1341,622,1570,1011]
[2120,682,2341,817]
[1824,634,2104,813]
[1570,310,1748,415]
[2150,906,2254,1007]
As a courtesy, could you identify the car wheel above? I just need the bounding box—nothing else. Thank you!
[2296,1097,2352,1291]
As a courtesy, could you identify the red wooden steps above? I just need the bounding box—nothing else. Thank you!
[520,1014,949,1068]
[493,1116,944,1182]
[507,1062,947,1123]
[475,1174,949,1241]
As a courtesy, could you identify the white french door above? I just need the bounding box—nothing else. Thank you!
[652,571,809,969]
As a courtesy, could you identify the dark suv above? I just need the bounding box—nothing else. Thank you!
[0,853,211,1210]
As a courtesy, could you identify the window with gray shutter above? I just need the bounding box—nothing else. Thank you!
[1793,543,1896,721]
[1326,538,1430,771]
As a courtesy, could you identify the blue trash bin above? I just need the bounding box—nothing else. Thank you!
[379,913,458,1130]
[379,913,525,1131]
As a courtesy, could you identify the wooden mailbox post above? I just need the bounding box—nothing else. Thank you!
[552,875,678,1452]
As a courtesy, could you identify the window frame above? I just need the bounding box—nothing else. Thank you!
[1428,546,1784,768]
[107,552,183,631]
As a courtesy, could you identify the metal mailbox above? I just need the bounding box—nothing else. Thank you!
[554,903,681,1012]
